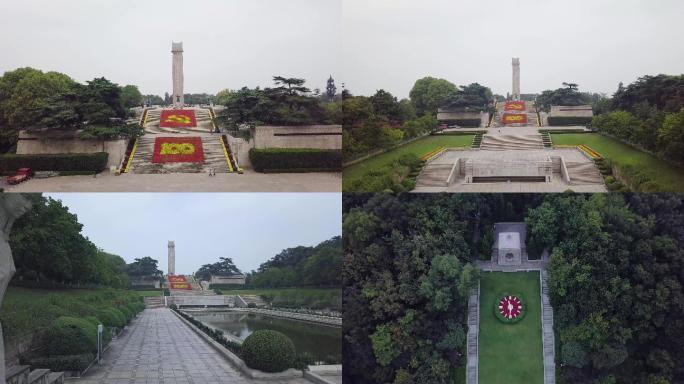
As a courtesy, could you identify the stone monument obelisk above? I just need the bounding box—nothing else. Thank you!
[172,42,184,108]
[168,241,176,275]
[512,58,520,100]
[0,194,31,380]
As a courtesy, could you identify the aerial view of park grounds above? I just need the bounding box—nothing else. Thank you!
[1,0,684,384]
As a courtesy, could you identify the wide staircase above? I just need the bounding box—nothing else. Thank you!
[239,294,268,308]
[416,163,454,187]
[6,365,64,384]
[143,108,213,134]
[541,271,556,384]
[565,162,604,185]
[490,101,539,128]
[479,134,544,150]
[128,135,230,174]
[169,275,216,296]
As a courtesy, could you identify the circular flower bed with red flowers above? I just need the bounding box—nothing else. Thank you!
[494,293,526,324]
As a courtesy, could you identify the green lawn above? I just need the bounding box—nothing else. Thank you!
[479,272,543,384]
[343,135,474,189]
[552,133,684,191]
[135,290,163,297]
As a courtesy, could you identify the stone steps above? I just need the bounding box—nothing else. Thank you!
[465,286,479,384]
[566,162,603,185]
[480,134,544,150]
[144,296,165,308]
[240,294,267,307]
[144,109,213,134]
[416,163,453,187]
[129,135,230,174]
[540,270,556,384]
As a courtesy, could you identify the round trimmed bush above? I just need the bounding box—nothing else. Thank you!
[96,308,126,328]
[241,330,296,372]
[43,316,98,355]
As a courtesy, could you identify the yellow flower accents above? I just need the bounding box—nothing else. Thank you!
[160,142,196,155]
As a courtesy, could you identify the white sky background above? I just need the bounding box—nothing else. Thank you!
[45,193,342,275]
[341,0,684,98]
[0,0,341,96]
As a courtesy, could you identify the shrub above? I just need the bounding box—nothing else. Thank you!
[29,353,94,372]
[96,308,126,328]
[42,317,98,356]
[247,302,257,308]
[548,116,593,126]
[241,330,296,373]
[249,148,341,172]
[439,118,481,127]
[169,304,178,310]
[0,152,108,174]
[117,306,133,322]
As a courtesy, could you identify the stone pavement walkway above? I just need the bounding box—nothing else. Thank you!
[3,171,341,192]
[67,308,313,384]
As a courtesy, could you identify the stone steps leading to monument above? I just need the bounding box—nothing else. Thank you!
[239,294,268,308]
[144,296,165,308]
[565,162,604,185]
[540,270,556,384]
[480,134,544,150]
[415,163,453,187]
[143,108,213,134]
[129,135,230,174]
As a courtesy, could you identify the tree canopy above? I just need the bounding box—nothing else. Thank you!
[248,236,342,288]
[195,257,242,281]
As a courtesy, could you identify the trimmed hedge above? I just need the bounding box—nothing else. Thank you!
[547,116,592,126]
[0,152,108,174]
[42,317,98,355]
[29,353,94,373]
[96,308,126,328]
[439,119,482,127]
[241,330,296,373]
[249,148,341,172]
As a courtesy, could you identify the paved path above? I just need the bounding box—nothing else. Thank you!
[465,283,480,384]
[540,270,556,384]
[3,171,341,192]
[68,308,312,384]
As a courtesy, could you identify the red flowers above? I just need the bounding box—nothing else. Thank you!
[504,101,526,111]
[152,137,204,163]
[159,110,197,128]
[498,295,522,319]
[168,275,192,290]
[502,113,528,124]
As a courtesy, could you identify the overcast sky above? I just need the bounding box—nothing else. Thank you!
[341,0,684,98]
[0,0,341,96]
[45,193,341,275]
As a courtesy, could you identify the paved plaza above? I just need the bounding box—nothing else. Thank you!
[67,308,314,384]
[2,172,341,192]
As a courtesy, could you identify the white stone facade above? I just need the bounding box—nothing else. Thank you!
[497,232,522,266]
[168,241,176,275]
[172,42,184,108]
[512,58,521,100]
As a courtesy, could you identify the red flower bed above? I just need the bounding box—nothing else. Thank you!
[168,276,187,283]
[152,137,204,163]
[170,282,192,290]
[504,101,525,111]
[498,295,522,319]
[502,113,528,124]
[159,110,197,128]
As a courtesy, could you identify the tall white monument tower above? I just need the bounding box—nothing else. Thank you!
[172,42,184,108]
[512,58,521,100]
[168,240,176,275]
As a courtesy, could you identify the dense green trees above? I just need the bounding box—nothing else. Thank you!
[195,257,241,281]
[0,68,142,151]
[409,77,493,115]
[535,82,591,111]
[126,257,163,278]
[217,76,332,127]
[10,194,131,288]
[342,194,518,383]
[526,194,684,383]
[248,237,341,288]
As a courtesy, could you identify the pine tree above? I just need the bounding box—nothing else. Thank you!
[326,75,337,102]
